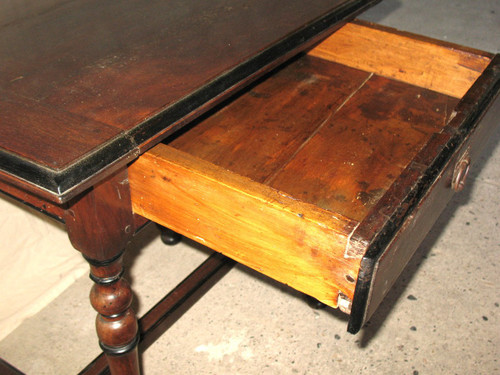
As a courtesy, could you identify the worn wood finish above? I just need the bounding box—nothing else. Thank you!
[65,170,135,261]
[1,9,497,373]
[0,0,379,202]
[308,21,492,98]
[171,57,458,224]
[348,55,500,333]
[0,92,123,169]
[129,63,457,310]
[268,71,458,222]
[169,57,370,183]
[129,65,455,308]
[64,170,139,375]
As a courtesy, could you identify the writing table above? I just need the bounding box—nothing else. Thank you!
[1,1,499,374]
[0,1,381,373]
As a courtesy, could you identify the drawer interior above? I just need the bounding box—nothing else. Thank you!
[308,21,491,99]
[129,21,493,313]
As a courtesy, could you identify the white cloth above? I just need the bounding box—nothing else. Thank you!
[0,195,87,341]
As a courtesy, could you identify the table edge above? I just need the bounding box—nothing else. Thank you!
[0,0,380,204]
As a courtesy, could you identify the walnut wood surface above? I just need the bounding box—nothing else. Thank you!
[79,252,234,375]
[0,0,379,202]
[0,181,65,221]
[0,93,122,169]
[64,170,139,375]
[65,170,135,261]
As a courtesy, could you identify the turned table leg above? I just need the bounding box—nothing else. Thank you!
[65,170,140,375]
[87,252,140,373]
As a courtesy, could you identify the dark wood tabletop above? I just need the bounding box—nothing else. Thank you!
[0,0,379,203]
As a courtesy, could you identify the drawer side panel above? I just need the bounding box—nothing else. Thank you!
[129,144,364,306]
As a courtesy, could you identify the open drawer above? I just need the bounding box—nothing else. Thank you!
[129,21,499,333]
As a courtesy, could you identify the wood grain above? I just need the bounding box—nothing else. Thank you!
[129,144,364,306]
[130,49,467,309]
[269,73,459,222]
[308,21,491,98]
[0,0,353,145]
[65,169,135,261]
[0,0,378,201]
[350,59,500,332]
[130,21,494,318]
[0,91,122,169]
[171,55,458,223]
[170,57,370,183]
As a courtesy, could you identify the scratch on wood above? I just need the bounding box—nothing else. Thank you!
[447,109,458,125]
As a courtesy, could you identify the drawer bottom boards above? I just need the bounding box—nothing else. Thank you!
[129,21,499,333]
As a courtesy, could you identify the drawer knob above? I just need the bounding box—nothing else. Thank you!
[452,155,471,192]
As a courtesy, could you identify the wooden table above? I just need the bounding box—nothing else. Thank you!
[2,1,500,374]
[0,1,383,374]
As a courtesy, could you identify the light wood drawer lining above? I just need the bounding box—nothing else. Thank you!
[308,21,492,98]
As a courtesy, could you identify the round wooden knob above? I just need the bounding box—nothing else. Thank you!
[452,155,471,192]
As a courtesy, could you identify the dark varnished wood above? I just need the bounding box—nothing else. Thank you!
[65,170,135,261]
[79,252,234,375]
[0,0,379,202]
[64,170,139,375]
[0,181,65,221]
[0,92,123,169]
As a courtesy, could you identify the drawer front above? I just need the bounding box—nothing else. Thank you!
[348,56,500,333]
